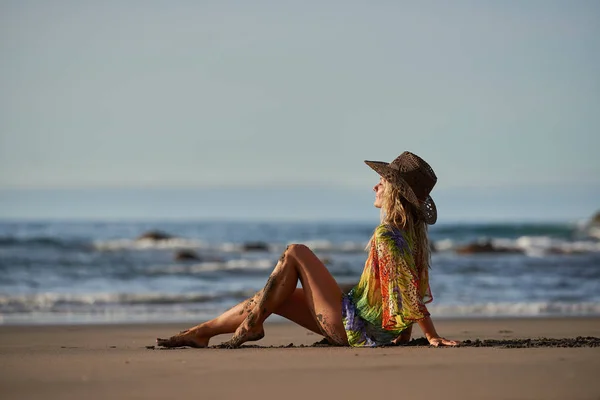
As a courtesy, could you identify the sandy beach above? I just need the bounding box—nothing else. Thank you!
[1,317,599,400]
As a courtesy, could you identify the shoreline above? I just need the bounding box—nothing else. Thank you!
[1,317,600,399]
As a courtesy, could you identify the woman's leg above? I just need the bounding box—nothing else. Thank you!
[392,325,413,345]
[157,288,322,348]
[157,294,260,348]
[221,244,347,348]
[157,244,347,348]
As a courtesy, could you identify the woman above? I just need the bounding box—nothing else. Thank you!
[157,151,459,348]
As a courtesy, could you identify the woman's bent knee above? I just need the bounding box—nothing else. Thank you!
[286,243,310,258]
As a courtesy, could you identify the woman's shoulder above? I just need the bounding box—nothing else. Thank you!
[375,223,404,236]
[374,224,410,250]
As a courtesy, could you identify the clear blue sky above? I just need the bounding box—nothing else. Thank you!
[1,1,599,221]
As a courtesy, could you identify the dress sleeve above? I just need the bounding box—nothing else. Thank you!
[375,226,431,330]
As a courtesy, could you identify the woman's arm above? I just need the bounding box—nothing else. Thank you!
[374,226,459,347]
[392,318,459,346]
[417,316,460,347]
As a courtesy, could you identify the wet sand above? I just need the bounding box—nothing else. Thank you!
[1,317,600,400]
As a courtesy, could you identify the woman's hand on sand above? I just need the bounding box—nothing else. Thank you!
[428,337,460,347]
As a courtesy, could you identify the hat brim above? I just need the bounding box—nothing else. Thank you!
[364,160,437,225]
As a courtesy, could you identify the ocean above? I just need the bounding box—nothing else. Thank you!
[1,219,599,325]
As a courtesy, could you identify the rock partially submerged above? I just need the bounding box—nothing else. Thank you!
[456,240,522,255]
[136,230,174,241]
[242,241,269,252]
[174,250,201,261]
[585,211,600,240]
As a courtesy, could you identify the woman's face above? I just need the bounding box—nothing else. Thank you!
[373,177,385,209]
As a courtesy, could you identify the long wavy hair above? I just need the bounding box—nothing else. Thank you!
[373,179,431,270]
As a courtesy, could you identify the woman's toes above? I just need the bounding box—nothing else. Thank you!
[156,332,209,348]
[156,337,174,347]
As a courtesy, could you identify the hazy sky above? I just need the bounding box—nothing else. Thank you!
[1,1,599,220]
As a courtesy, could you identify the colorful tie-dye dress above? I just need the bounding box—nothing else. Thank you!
[342,224,433,347]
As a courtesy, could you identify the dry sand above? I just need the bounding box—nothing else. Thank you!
[1,317,600,400]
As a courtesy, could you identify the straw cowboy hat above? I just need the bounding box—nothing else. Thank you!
[365,151,438,225]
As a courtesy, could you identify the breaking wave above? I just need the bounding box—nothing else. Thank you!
[0,291,256,314]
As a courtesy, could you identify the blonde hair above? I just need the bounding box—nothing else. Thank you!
[373,179,431,270]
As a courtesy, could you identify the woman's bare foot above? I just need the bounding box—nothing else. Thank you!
[218,313,265,349]
[156,327,210,348]
[392,326,413,345]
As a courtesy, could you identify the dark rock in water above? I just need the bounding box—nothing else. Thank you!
[242,241,269,252]
[174,250,201,261]
[580,211,600,239]
[590,211,600,225]
[456,240,522,255]
[136,230,173,241]
[585,211,600,240]
[456,242,495,254]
